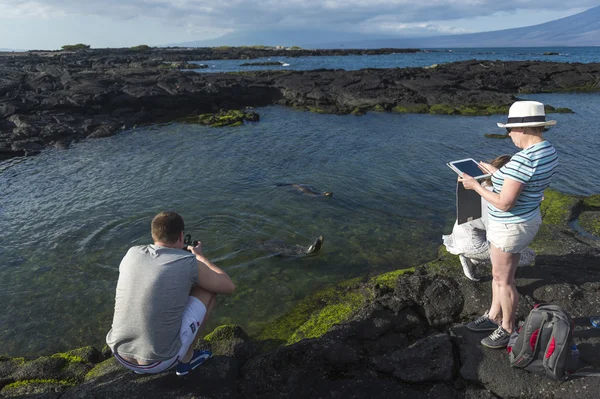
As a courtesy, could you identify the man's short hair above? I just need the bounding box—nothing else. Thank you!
[151,212,184,244]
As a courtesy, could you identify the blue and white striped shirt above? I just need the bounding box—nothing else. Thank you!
[488,141,558,223]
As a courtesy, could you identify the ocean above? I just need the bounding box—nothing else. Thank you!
[1,48,599,357]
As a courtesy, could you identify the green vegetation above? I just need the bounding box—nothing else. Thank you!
[203,324,242,341]
[61,44,90,51]
[371,104,386,112]
[583,194,600,210]
[307,106,329,114]
[130,44,151,51]
[84,358,118,381]
[368,268,415,289]
[392,104,429,114]
[51,353,85,364]
[579,212,600,237]
[180,109,260,127]
[289,46,303,50]
[539,189,579,226]
[428,104,511,116]
[545,105,574,114]
[429,104,456,115]
[257,279,370,345]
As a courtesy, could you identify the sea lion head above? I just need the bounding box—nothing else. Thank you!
[323,191,333,197]
[306,236,324,254]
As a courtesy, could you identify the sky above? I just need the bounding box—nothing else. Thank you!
[0,1,596,49]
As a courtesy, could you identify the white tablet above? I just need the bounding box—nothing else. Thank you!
[447,158,491,180]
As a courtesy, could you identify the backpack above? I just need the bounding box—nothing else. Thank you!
[508,304,575,381]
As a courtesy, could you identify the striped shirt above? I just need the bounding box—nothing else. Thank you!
[488,141,558,223]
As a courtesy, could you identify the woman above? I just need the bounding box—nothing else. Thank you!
[443,155,536,281]
[460,101,559,349]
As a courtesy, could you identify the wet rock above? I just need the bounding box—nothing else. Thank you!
[395,274,464,326]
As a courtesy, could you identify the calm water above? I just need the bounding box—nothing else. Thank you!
[1,92,600,356]
[192,47,600,73]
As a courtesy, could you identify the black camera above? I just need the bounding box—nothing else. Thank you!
[182,234,199,251]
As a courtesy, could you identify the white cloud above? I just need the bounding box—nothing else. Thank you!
[0,0,597,35]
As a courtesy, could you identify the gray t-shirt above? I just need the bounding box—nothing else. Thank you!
[106,245,198,362]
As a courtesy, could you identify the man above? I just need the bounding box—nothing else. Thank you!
[106,211,236,376]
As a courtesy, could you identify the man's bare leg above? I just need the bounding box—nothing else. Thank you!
[181,286,217,363]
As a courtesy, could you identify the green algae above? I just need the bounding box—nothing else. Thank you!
[84,358,118,381]
[4,379,76,389]
[51,353,85,364]
[427,104,512,116]
[1,379,76,397]
[392,104,429,114]
[180,109,259,127]
[429,104,456,115]
[203,324,241,342]
[368,268,415,289]
[583,194,600,210]
[257,279,369,345]
[371,104,386,112]
[307,106,329,114]
[579,211,600,237]
[539,189,580,226]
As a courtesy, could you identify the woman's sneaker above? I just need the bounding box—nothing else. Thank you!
[176,350,213,376]
[481,326,511,349]
[459,255,480,281]
[466,312,499,332]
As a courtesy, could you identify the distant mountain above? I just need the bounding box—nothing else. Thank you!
[169,6,600,49]
[325,6,600,48]
[168,29,405,48]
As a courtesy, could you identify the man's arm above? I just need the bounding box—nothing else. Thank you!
[190,242,236,295]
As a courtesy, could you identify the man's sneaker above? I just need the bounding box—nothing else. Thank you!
[591,316,600,329]
[481,326,511,349]
[176,350,213,376]
[459,255,480,281]
[465,313,499,332]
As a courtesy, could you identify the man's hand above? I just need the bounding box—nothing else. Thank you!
[190,241,204,257]
[458,173,480,190]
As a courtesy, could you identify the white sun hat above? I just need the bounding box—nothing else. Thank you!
[497,101,557,129]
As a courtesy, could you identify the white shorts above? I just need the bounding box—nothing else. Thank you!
[114,296,207,374]
[487,212,542,254]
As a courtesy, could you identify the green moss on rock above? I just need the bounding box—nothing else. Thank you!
[84,358,120,382]
[307,106,328,114]
[540,189,580,226]
[51,353,85,364]
[1,379,75,397]
[579,211,600,237]
[182,109,260,127]
[257,279,369,345]
[369,268,415,289]
[371,104,386,112]
[392,104,429,114]
[583,194,600,210]
[429,104,456,115]
[204,324,246,342]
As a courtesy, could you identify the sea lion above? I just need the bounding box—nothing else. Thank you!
[277,183,333,197]
[256,236,324,257]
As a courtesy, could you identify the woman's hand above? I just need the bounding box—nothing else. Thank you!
[458,173,480,190]
[479,161,497,174]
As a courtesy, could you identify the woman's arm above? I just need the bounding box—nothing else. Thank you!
[460,173,524,212]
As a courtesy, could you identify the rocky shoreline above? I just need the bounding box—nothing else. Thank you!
[1,189,600,398]
[1,49,599,159]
